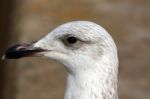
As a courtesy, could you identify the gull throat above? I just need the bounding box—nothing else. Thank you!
[64,54,118,99]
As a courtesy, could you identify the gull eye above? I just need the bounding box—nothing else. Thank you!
[63,35,80,47]
[66,36,77,44]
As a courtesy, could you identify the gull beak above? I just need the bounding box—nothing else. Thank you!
[2,43,48,60]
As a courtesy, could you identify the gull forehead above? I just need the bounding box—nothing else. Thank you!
[45,21,110,41]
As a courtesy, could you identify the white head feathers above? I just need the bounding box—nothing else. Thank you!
[4,21,119,99]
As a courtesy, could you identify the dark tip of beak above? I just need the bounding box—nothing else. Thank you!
[2,44,46,59]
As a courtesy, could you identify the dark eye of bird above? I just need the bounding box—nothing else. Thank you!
[66,36,77,44]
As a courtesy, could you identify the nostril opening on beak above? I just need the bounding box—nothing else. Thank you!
[17,47,27,51]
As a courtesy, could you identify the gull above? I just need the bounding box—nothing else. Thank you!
[3,21,118,99]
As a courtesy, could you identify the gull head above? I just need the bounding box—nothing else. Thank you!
[3,21,119,99]
[3,21,118,73]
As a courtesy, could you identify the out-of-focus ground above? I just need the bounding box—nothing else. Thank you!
[0,0,150,99]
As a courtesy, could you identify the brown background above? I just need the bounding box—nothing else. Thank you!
[0,0,150,99]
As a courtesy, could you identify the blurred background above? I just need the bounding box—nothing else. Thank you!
[0,0,150,99]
